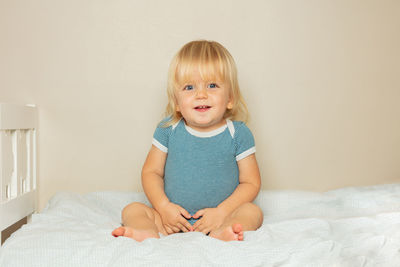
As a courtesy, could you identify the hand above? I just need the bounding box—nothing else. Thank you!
[192,207,229,234]
[158,202,193,234]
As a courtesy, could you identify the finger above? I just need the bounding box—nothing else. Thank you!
[183,220,194,232]
[178,216,193,231]
[192,209,205,219]
[193,216,205,230]
[179,208,192,219]
[195,223,205,232]
[171,226,180,233]
[177,223,188,233]
[192,220,201,231]
[165,226,173,234]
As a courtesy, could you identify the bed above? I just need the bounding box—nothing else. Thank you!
[0,103,37,243]
[0,184,399,266]
[1,104,399,266]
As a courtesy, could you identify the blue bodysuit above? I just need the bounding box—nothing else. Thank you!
[152,118,256,225]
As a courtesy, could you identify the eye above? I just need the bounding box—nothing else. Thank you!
[208,83,218,89]
[184,85,194,91]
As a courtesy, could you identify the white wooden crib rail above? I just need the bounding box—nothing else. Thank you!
[0,103,37,240]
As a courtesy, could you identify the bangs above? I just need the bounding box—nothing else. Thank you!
[172,41,230,87]
[175,60,224,85]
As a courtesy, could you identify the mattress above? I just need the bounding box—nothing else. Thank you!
[0,183,399,266]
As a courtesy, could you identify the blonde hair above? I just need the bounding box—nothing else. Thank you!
[164,40,249,126]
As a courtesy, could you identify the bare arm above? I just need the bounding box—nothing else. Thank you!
[217,153,261,214]
[141,145,169,210]
[141,145,193,233]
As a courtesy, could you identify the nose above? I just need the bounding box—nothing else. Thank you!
[196,86,208,99]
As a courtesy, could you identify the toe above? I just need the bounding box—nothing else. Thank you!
[232,223,242,234]
[112,227,125,237]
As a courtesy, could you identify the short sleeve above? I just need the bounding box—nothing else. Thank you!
[152,119,172,153]
[234,122,256,161]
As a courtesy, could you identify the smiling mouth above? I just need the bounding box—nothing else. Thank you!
[194,105,211,112]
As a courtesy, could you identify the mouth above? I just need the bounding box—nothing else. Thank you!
[194,105,211,112]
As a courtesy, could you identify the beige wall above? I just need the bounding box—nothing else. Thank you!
[1,0,399,210]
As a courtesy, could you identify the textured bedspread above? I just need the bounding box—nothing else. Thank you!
[1,183,399,266]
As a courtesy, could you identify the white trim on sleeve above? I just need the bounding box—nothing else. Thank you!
[152,138,168,153]
[236,146,256,161]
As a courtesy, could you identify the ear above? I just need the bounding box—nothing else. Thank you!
[175,104,180,112]
[227,99,233,110]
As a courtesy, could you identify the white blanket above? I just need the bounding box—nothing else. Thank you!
[1,184,400,266]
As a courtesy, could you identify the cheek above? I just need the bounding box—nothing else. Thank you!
[219,94,231,107]
[176,97,190,112]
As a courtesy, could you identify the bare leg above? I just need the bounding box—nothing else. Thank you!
[112,202,167,242]
[209,203,263,241]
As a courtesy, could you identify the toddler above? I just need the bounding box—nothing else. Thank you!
[112,40,263,242]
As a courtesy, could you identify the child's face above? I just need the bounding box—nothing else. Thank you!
[175,71,233,132]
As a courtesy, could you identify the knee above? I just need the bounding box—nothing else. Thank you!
[237,203,264,220]
[122,202,151,220]
[246,203,263,225]
[247,202,263,215]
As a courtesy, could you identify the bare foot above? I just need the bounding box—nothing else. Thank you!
[112,226,160,242]
[209,223,244,241]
